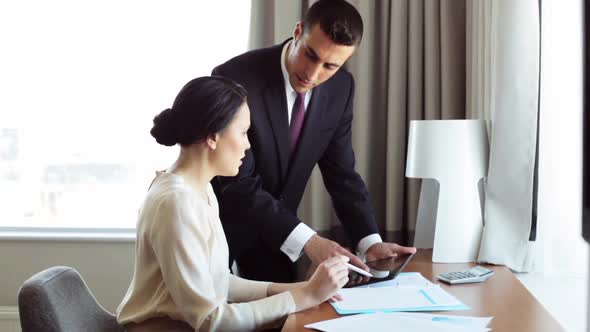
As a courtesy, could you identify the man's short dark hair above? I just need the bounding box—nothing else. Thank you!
[302,0,363,46]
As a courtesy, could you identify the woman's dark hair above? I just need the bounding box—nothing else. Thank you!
[302,0,364,46]
[150,76,247,147]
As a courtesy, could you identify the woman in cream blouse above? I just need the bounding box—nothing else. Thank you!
[117,76,350,331]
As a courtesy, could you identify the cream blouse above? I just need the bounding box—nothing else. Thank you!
[117,172,296,331]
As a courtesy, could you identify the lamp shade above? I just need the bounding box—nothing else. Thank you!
[406,120,489,263]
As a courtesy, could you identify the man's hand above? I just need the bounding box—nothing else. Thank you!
[365,242,417,262]
[303,234,369,271]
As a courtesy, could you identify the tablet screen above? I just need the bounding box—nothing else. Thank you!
[344,252,415,288]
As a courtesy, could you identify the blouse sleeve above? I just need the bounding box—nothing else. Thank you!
[228,274,271,302]
[149,190,296,332]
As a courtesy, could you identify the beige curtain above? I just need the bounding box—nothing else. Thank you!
[249,0,467,246]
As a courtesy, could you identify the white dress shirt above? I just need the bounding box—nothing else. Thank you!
[278,41,383,262]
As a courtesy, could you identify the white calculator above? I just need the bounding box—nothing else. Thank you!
[437,266,494,284]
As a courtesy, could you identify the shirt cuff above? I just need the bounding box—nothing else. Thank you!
[356,233,383,260]
[280,223,316,262]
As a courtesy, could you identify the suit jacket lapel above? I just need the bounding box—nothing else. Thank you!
[284,85,328,187]
[262,75,291,180]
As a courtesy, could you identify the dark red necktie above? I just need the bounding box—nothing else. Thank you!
[290,92,306,152]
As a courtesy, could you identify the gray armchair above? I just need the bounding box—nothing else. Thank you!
[18,266,125,332]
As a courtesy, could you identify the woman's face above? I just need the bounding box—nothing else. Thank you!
[212,102,251,176]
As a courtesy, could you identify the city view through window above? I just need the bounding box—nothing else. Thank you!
[0,1,250,229]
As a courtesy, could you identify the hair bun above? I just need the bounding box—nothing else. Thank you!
[150,108,178,146]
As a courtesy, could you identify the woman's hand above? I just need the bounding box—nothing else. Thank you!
[291,255,349,311]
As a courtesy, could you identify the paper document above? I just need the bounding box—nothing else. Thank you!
[331,272,468,314]
[396,313,492,329]
[305,312,493,332]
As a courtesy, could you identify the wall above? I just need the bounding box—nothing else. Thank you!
[0,306,20,332]
[0,240,135,312]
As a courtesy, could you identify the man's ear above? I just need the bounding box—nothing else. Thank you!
[293,21,304,41]
[206,133,218,150]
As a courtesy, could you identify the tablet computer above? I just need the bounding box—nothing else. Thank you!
[344,252,415,288]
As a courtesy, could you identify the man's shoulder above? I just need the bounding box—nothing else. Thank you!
[321,67,354,95]
[212,43,284,83]
[331,67,353,84]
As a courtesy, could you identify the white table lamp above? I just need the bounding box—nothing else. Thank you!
[405,120,489,263]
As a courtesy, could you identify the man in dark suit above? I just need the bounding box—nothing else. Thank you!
[212,0,416,282]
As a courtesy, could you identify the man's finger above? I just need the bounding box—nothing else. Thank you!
[407,246,417,254]
[396,245,417,255]
[322,254,349,269]
[345,252,369,271]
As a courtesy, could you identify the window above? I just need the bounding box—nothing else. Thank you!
[526,1,588,330]
[0,1,251,230]
[537,0,587,276]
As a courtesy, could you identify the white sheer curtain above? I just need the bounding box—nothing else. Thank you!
[469,2,588,329]
[469,0,587,276]
[468,0,539,272]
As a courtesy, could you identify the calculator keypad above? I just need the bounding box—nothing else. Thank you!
[437,266,494,284]
[444,272,475,280]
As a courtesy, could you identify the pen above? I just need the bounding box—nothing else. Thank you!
[346,263,373,277]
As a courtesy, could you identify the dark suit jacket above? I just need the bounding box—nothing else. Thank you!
[212,40,378,263]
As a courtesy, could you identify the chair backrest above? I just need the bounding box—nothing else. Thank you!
[18,266,125,332]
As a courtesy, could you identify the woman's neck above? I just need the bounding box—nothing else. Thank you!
[167,146,213,202]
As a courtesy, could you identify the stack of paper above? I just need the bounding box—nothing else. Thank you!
[330,272,468,314]
[305,312,493,332]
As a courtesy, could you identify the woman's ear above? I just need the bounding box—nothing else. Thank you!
[206,133,218,150]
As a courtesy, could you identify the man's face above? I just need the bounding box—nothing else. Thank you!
[286,22,356,93]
